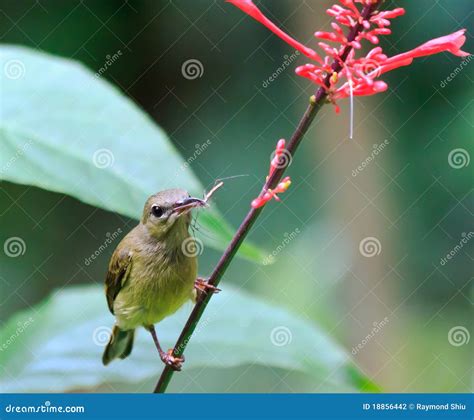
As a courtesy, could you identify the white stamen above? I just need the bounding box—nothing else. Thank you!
[349,79,354,140]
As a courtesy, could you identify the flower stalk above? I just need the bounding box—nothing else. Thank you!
[153,0,383,393]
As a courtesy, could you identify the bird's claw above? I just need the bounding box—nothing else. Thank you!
[194,278,221,295]
[161,349,184,371]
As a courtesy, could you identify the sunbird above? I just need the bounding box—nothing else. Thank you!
[102,189,217,370]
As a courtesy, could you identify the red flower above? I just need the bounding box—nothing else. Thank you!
[380,30,470,71]
[269,138,287,178]
[251,177,291,209]
[228,0,469,111]
[227,0,321,61]
[251,139,292,209]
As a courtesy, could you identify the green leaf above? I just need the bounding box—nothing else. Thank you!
[0,45,264,263]
[0,285,376,392]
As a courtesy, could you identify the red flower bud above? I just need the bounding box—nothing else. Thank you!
[251,139,292,209]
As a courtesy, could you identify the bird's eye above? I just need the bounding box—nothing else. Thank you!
[151,205,164,218]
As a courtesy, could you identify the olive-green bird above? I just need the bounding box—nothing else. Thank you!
[102,188,216,370]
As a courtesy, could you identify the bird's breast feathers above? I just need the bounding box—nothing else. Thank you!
[113,242,197,330]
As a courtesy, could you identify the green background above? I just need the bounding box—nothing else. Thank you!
[0,0,472,392]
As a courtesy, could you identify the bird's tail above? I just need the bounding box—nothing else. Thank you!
[102,325,135,366]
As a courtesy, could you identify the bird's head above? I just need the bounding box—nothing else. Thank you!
[141,188,205,240]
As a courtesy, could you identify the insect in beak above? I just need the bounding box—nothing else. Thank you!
[172,197,206,215]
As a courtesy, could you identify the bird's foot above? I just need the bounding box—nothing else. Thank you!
[194,277,221,295]
[160,349,184,371]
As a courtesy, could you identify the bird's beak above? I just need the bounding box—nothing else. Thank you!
[172,197,206,214]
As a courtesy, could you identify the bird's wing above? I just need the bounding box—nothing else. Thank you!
[105,247,133,314]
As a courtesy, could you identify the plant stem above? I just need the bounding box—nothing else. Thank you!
[154,0,382,393]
